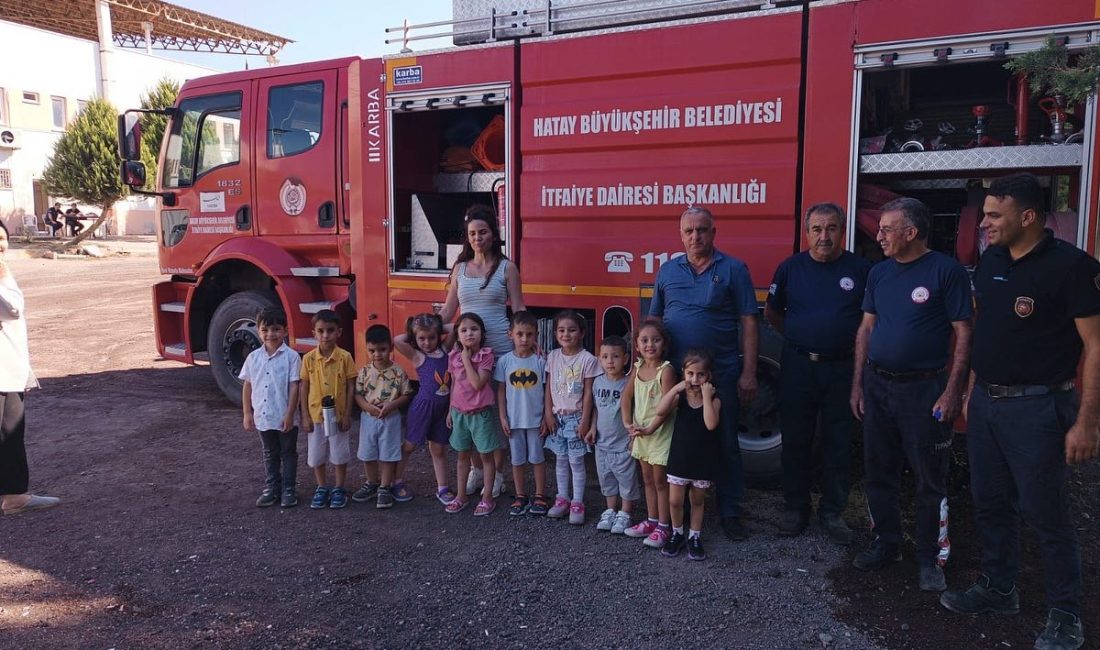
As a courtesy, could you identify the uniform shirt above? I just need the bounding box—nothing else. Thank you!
[0,272,37,392]
[355,362,413,406]
[972,230,1100,385]
[238,343,301,431]
[650,249,758,383]
[767,251,873,353]
[862,250,972,372]
[449,346,495,412]
[493,351,546,429]
[300,346,356,422]
[593,374,630,453]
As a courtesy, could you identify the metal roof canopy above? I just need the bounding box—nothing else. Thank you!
[0,0,291,56]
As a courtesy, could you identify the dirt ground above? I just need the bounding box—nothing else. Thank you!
[0,246,1096,649]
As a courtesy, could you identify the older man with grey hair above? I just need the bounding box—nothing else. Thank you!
[649,206,759,541]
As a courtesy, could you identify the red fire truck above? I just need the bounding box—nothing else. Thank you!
[118,0,1100,479]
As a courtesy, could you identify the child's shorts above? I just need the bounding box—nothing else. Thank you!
[307,426,352,468]
[357,411,402,463]
[630,427,672,466]
[595,447,641,501]
[508,427,545,465]
[543,412,589,458]
[406,396,451,447]
[666,474,713,489]
[450,407,500,454]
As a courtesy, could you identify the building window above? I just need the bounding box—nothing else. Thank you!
[0,169,11,190]
[0,88,7,125]
[77,99,88,115]
[22,91,39,104]
[51,97,67,129]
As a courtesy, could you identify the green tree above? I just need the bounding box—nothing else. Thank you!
[139,77,180,188]
[42,98,124,247]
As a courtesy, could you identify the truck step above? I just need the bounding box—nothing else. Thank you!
[299,301,335,314]
[295,337,319,347]
[164,343,187,357]
[160,301,186,313]
[290,267,340,277]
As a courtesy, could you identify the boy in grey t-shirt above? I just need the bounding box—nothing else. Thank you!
[494,312,549,516]
[586,336,641,534]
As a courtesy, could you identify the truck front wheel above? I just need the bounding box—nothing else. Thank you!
[207,290,280,405]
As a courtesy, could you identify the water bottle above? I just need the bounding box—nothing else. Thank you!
[321,395,338,438]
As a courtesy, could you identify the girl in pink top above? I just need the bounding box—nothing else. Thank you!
[445,313,499,515]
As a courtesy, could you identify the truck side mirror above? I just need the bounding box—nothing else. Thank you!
[118,113,143,161]
[121,160,146,188]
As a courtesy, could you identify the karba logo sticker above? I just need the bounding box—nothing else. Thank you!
[279,178,307,216]
[1014,296,1035,318]
[911,286,930,303]
[839,277,855,291]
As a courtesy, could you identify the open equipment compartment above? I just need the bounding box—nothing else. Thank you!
[388,87,508,274]
[850,28,1095,266]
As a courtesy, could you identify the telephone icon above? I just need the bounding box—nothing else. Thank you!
[605,251,633,273]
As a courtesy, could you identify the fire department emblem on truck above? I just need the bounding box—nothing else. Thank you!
[1014,296,1034,318]
[279,178,307,216]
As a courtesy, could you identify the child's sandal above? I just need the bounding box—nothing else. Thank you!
[444,498,468,514]
[436,486,456,505]
[473,500,496,517]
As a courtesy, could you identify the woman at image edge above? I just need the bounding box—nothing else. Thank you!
[0,221,61,515]
[439,204,526,497]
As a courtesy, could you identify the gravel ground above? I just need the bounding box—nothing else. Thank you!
[0,252,881,649]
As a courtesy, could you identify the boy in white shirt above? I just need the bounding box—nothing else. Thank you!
[240,308,301,508]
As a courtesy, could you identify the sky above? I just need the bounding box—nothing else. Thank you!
[161,0,455,71]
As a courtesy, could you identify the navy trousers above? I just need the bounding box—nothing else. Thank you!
[0,391,29,495]
[966,387,1082,615]
[715,376,744,519]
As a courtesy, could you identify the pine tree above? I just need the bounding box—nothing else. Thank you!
[42,98,124,247]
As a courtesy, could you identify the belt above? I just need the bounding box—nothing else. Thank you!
[788,343,854,363]
[975,378,1075,399]
[868,361,944,382]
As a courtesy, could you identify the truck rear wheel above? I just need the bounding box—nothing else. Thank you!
[207,290,280,405]
[739,322,784,485]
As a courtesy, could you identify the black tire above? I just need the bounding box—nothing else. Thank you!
[739,318,784,486]
[207,290,280,405]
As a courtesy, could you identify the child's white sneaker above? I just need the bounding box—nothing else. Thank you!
[465,467,484,496]
[596,508,616,531]
[547,496,570,518]
[611,511,632,535]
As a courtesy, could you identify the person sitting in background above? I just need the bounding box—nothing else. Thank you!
[43,203,64,238]
[64,203,84,237]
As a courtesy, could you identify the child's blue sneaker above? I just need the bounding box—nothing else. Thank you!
[310,487,330,509]
[329,487,348,509]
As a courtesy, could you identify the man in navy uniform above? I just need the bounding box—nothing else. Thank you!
[765,203,871,544]
[849,197,972,593]
[940,173,1100,650]
[650,206,759,542]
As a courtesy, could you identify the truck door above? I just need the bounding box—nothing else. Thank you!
[158,81,252,274]
[254,70,340,237]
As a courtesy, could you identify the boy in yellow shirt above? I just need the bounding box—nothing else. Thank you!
[300,310,356,509]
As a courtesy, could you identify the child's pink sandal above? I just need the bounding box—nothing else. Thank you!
[473,500,496,517]
[445,498,468,514]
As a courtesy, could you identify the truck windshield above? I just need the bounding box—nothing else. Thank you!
[163,91,242,188]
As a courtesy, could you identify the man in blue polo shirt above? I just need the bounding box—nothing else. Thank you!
[940,173,1100,650]
[650,206,759,542]
[766,203,872,545]
[850,197,972,593]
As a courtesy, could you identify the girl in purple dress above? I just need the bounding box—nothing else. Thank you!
[394,313,455,504]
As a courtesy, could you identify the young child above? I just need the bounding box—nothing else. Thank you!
[393,313,455,505]
[621,317,678,548]
[299,309,356,510]
[239,308,301,508]
[445,312,500,516]
[655,349,722,561]
[586,335,640,534]
[494,311,549,517]
[353,324,413,509]
[543,310,600,525]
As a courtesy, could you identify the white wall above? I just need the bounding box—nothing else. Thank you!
[0,19,219,233]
